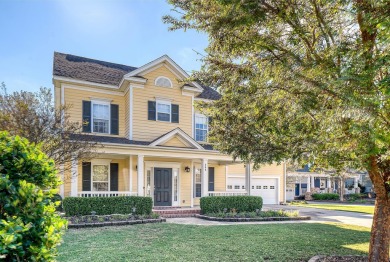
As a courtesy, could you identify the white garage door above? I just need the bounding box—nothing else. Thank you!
[251,178,278,204]
[226,177,279,204]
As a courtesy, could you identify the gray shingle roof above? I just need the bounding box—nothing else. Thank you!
[53,52,220,100]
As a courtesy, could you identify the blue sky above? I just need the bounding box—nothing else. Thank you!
[0,0,208,93]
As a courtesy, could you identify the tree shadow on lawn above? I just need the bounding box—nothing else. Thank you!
[58,223,370,262]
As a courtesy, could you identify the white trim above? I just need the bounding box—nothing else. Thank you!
[123,55,203,91]
[162,64,184,81]
[60,85,65,125]
[155,76,173,88]
[191,96,194,138]
[129,85,133,139]
[127,77,147,83]
[149,128,204,150]
[54,76,118,89]
[183,85,202,93]
[137,155,144,196]
[145,161,182,169]
[190,160,194,207]
[225,165,228,191]
[61,83,124,96]
[70,159,78,197]
[89,97,112,103]
[129,156,133,192]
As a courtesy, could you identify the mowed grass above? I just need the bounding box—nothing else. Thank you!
[293,203,375,214]
[58,223,370,262]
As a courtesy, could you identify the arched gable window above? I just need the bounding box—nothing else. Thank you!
[155,76,172,88]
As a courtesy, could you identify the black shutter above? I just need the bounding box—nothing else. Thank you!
[171,104,179,123]
[110,163,119,191]
[82,101,91,133]
[82,162,91,191]
[110,104,119,135]
[208,167,215,191]
[148,101,156,120]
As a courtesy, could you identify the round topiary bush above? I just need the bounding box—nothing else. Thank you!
[0,131,67,261]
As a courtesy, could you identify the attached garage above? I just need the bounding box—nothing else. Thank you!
[226,176,279,204]
[251,178,278,204]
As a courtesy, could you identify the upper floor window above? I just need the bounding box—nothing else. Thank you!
[82,100,119,135]
[195,114,208,142]
[157,100,171,122]
[92,102,110,133]
[155,76,172,88]
[148,100,179,123]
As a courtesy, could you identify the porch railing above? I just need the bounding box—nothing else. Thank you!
[208,191,248,196]
[77,191,138,197]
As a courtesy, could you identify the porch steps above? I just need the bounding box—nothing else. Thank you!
[153,208,201,218]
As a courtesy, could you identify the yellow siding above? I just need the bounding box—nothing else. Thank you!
[132,66,193,141]
[213,164,226,191]
[63,86,126,137]
[160,136,192,148]
[54,86,61,109]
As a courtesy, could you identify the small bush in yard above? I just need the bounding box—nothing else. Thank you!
[312,193,340,200]
[0,132,66,261]
[200,196,263,214]
[63,196,153,216]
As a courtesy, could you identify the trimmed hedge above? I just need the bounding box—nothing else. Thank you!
[312,193,339,200]
[63,196,153,216]
[200,196,263,214]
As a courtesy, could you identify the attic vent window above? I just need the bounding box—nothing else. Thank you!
[155,76,172,88]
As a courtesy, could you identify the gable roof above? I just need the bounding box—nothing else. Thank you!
[53,52,220,100]
[149,128,204,150]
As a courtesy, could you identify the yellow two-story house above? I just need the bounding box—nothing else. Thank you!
[53,52,286,207]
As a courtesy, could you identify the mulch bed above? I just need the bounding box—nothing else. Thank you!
[68,218,166,229]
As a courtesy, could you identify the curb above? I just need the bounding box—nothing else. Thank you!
[195,214,311,222]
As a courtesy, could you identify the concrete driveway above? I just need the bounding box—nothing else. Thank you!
[166,205,373,228]
[264,204,373,228]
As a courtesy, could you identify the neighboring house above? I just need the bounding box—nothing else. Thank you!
[286,164,371,201]
[53,52,286,206]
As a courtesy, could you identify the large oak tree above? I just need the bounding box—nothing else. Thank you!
[164,0,389,260]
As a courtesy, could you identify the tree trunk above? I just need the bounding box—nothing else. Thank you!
[339,177,345,202]
[368,157,390,262]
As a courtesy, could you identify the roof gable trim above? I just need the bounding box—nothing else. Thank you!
[149,128,204,150]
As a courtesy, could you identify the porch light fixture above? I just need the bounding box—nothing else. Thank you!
[184,166,191,173]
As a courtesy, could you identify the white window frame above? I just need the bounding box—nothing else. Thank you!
[156,100,171,122]
[91,100,111,134]
[91,163,110,192]
[194,166,202,198]
[154,76,173,88]
[194,113,208,142]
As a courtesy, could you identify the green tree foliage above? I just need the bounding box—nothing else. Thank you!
[164,0,389,260]
[0,131,67,261]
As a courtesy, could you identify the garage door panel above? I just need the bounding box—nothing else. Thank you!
[227,177,278,204]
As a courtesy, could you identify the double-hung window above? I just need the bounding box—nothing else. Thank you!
[157,101,171,122]
[92,165,109,191]
[92,102,110,133]
[195,114,208,142]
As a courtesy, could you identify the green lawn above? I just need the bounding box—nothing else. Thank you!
[58,223,370,262]
[292,203,375,214]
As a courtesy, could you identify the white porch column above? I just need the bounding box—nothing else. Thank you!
[137,155,144,196]
[59,164,65,198]
[333,178,336,191]
[354,177,359,189]
[70,159,78,197]
[129,156,133,192]
[201,159,208,197]
[311,176,315,189]
[306,176,311,192]
[245,163,252,195]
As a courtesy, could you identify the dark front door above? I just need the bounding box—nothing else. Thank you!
[154,168,172,206]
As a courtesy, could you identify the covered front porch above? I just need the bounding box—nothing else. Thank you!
[60,153,249,207]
